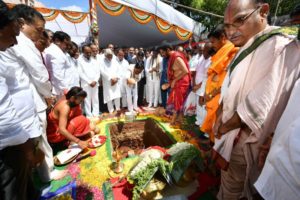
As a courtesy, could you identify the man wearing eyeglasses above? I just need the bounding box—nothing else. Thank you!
[212,0,300,199]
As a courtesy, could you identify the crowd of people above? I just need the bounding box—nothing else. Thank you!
[0,0,300,199]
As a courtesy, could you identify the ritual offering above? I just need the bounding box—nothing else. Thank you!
[127,78,136,85]
[88,135,107,148]
[54,145,83,166]
[111,149,124,174]
[124,111,136,121]
[128,148,172,200]
[167,142,203,185]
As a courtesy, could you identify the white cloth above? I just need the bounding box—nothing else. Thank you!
[66,54,80,88]
[116,57,130,107]
[107,98,121,113]
[195,56,210,94]
[36,111,54,182]
[195,95,207,126]
[125,64,140,112]
[78,55,101,87]
[100,57,121,103]
[189,54,202,72]
[78,55,101,117]
[183,91,197,116]
[254,79,300,200]
[116,58,129,92]
[0,76,29,150]
[145,56,162,107]
[82,84,99,116]
[0,51,42,139]
[194,56,211,125]
[9,33,52,112]
[44,43,69,96]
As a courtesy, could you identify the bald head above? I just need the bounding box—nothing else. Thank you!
[224,0,269,47]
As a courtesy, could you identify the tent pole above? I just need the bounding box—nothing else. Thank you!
[89,0,93,22]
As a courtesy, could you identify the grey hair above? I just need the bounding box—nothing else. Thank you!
[104,48,113,56]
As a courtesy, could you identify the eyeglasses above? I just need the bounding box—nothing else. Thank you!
[224,6,261,30]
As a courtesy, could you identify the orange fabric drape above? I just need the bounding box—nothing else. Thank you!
[201,41,239,142]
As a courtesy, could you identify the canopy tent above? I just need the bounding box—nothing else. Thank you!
[38,8,90,44]
[7,3,91,44]
[95,0,202,48]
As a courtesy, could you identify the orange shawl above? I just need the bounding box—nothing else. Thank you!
[201,41,239,142]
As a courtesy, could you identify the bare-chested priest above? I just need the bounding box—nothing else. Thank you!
[160,45,191,125]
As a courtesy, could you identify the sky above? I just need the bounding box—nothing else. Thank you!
[38,0,89,12]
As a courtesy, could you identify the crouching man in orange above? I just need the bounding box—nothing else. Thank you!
[47,87,99,149]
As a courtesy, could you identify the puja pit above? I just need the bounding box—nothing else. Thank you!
[109,118,174,158]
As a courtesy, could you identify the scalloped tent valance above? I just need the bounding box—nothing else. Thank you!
[7,4,90,23]
[96,0,201,47]
[7,3,90,44]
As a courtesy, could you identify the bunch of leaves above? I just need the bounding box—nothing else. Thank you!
[169,144,201,182]
[128,158,173,200]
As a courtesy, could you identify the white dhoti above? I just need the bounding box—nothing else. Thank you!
[107,98,120,113]
[147,79,160,107]
[195,96,207,126]
[126,84,138,112]
[82,85,99,117]
[36,111,54,182]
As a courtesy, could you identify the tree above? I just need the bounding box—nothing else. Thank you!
[172,0,298,31]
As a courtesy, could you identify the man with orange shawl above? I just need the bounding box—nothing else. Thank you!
[201,25,238,142]
[160,45,191,125]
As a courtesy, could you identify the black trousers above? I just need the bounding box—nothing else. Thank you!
[0,142,39,200]
[98,85,108,113]
[138,78,146,106]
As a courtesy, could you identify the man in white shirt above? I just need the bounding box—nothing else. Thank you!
[145,49,162,108]
[189,44,204,72]
[7,5,56,183]
[66,41,80,88]
[0,2,44,199]
[125,62,144,112]
[116,48,130,109]
[78,44,101,117]
[100,49,122,113]
[90,43,102,61]
[194,42,213,126]
[44,31,71,97]
[254,78,300,200]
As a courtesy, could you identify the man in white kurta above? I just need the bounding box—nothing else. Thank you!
[116,49,130,108]
[213,1,300,199]
[78,45,101,117]
[65,42,80,89]
[44,31,71,97]
[100,49,122,113]
[5,28,55,182]
[254,78,300,200]
[145,51,162,108]
[125,63,143,112]
[194,44,211,126]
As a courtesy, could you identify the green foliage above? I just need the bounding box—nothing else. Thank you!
[174,0,298,31]
[129,159,173,200]
[266,0,299,17]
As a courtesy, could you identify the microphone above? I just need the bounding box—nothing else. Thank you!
[74,150,97,162]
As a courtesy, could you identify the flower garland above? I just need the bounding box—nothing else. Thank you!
[167,142,195,156]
